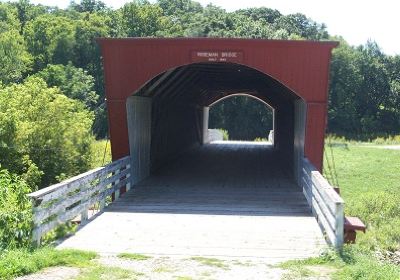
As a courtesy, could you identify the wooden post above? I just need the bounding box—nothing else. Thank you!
[81,209,89,225]
[335,202,344,248]
[114,169,121,200]
[32,228,41,247]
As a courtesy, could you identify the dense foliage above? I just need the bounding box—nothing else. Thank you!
[0,169,32,250]
[0,77,94,188]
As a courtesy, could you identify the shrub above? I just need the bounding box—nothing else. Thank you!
[218,129,229,140]
[0,169,33,250]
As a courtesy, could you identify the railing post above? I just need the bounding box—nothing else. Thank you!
[32,228,41,247]
[335,202,344,248]
[81,209,89,225]
[114,169,121,200]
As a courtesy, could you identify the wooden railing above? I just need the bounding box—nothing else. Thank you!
[28,156,131,245]
[301,158,345,248]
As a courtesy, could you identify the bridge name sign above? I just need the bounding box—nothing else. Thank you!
[191,50,244,63]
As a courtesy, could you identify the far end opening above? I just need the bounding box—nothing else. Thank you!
[206,95,274,145]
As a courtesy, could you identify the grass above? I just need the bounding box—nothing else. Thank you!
[282,141,400,279]
[0,247,97,279]
[190,256,229,270]
[76,265,143,280]
[117,252,152,261]
[91,139,112,168]
[324,144,400,198]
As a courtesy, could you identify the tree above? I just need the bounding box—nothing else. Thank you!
[235,7,281,24]
[158,0,203,16]
[120,0,181,37]
[274,13,328,40]
[70,0,107,13]
[24,15,76,71]
[0,30,32,84]
[12,0,48,34]
[33,63,98,109]
[0,77,94,188]
[328,40,363,134]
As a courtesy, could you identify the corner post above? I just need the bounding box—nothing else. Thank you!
[126,96,152,186]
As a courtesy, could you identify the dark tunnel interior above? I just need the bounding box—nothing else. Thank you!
[132,62,303,178]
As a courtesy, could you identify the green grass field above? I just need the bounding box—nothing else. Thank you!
[283,143,400,279]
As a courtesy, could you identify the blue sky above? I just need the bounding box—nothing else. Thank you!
[29,0,399,55]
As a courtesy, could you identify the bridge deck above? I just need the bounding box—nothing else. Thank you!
[59,142,326,262]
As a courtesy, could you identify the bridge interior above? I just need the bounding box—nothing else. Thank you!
[112,142,303,215]
[128,62,307,184]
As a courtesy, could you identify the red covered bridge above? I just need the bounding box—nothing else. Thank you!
[29,38,345,261]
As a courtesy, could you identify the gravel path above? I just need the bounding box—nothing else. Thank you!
[13,254,337,279]
[15,267,80,280]
[97,254,286,280]
[13,255,286,280]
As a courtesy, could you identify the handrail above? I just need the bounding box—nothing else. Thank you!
[28,156,131,245]
[301,158,344,248]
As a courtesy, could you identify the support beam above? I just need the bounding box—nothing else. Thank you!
[126,96,152,185]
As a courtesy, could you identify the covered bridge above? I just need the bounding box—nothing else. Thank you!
[29,38,345,260]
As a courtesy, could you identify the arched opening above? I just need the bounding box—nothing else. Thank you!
[208,94,274,142]
[126,62,306,185]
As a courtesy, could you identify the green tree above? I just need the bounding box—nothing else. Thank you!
[12,0,48,34]
[0,30,32,84]
[120,0,180,37]
[328,40,363,134]
[0,77,94,188]
[24,15,76,71]
[0,2,21,32]
[274,13,328,40]
[70,0,107,13]
[235,7,281,24]
[33,63,98,109]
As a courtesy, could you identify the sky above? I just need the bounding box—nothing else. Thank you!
[29,0,400,55]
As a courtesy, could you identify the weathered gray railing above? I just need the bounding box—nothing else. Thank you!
[28,156,131,245]
[301,158,344,248]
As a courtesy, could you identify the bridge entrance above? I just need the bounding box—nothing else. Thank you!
[126,62,307,185]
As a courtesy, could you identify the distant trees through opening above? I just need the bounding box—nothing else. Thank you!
[209,95,273,141]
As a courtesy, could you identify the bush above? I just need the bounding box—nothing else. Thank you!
[0,77,94,188]
[0,169,33,250]
[348,191,400,252]
[218,129,229,140]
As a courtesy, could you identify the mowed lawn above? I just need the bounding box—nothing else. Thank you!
[326,145,400,202]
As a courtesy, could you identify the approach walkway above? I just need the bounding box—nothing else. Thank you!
[58,142,326,262]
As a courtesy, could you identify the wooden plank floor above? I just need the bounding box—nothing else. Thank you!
[58,142,326,262]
